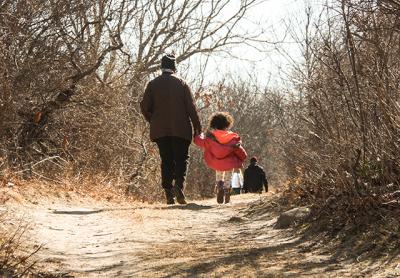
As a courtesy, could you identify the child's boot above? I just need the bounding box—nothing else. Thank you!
[216,181,224,204]
[224,186,231,204]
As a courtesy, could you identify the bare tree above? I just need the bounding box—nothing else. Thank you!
[0,0,268,201]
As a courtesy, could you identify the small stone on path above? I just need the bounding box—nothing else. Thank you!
[275,207,311,229]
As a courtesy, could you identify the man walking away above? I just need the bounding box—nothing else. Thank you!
[243,156,268,194]
[140,54,202,205]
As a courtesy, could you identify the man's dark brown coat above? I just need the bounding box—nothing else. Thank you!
[140,73,201,142]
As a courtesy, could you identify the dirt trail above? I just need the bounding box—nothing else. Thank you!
[6,193,399,277]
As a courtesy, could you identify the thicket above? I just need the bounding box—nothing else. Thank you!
[1,0,399,238]
[280,0,400,249]
[0,0,280,202]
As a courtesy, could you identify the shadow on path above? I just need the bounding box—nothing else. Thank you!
[52,209,104,215]
[160,203,213,211]
[135,237,321,277]
[51,202,213,216]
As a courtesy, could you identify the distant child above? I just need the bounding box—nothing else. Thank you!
[231,169,243,195]
[194,112,247,204]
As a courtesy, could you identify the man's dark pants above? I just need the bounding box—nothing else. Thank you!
[155,136,190,190]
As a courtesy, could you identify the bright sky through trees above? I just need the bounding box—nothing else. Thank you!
[181,0,325,88]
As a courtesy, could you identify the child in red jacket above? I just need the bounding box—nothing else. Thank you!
[194,112,247,204]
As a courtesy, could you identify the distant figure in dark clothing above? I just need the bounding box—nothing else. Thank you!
[140,54,202,205]
[243,156,268,193]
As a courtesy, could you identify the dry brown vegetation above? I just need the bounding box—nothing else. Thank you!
[277,0,400,255]
[0,0,265,202]
[0,0,400,272]
[0,214,41,277]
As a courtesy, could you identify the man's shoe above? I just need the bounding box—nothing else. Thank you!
[165,189,175,205]
[216,181,224,204]
[174,186,187,205]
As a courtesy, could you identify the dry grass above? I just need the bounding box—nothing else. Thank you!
[0,214,41,277]
[1,174,139,206]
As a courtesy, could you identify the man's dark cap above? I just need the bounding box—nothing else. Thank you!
[161,54,176,71]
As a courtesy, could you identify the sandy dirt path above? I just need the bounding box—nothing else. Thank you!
[6,193,399,277]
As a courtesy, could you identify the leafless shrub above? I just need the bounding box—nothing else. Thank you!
[279,0,400,232]
[0,214,41,277]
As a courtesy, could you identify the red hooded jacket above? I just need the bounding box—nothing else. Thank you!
[194,130,247,171]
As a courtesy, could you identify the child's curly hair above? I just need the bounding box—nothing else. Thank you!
[209,112,234,130]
